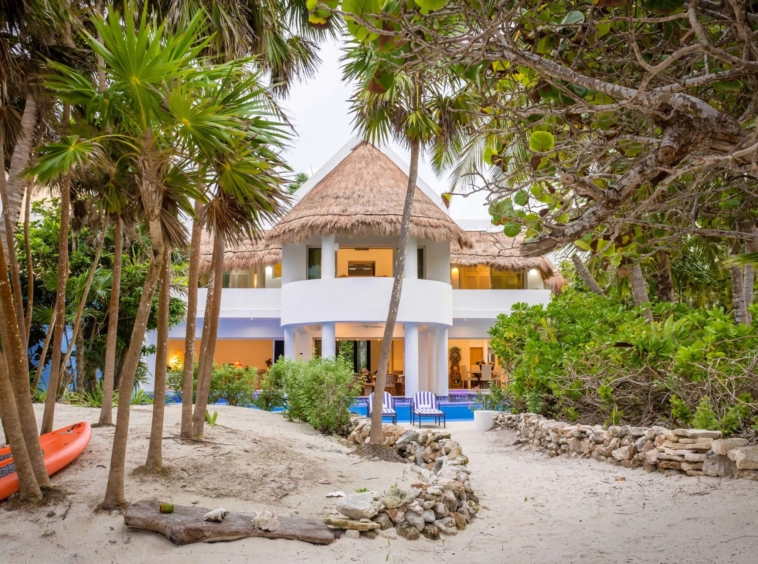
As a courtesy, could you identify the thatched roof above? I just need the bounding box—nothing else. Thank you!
[451,231,566,293]
[265,142,472,248]
[200,232,281,272]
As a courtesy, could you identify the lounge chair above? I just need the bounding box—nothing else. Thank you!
[411,391,446,428]
[367,391,397,425]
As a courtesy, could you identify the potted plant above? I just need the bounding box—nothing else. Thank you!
[472,381,508,432]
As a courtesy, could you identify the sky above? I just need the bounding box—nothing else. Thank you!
[279,38,491,222]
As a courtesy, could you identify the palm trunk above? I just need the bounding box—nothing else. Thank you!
[57,230,105,389]
[145,242,171,469]
[99,216,123,426]
[369,139,420,445]
[654,251,675,302]
[744,235,758,325]
[0,126,27,337]
[0,351,42,501]
[731,263,748,325]
[571,254,604,296]
[0,93,37,257]
[32,310,56,392]
[191,233,224,438]
[41,173,71,434]
[101,158,165,509]
[629,263,653,322]
[181,201,203,438]
[0,213,51,488]
[24,183,34,344]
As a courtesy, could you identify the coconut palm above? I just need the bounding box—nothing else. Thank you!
[343,47,477,451]
[31,4,293,503]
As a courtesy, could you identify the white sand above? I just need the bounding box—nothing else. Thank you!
[2,405,757,563]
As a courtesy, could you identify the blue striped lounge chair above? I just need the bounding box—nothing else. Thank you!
[367,391,397,425]
[411,391,446,428]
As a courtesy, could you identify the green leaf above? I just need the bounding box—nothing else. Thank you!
[561,11,585,25]
[712,79,743,92]
[643,0,684,13]
[514,190,529,206]
[595,20,612,38]
[415,0,448,10]
[574,239,591,251]
[503,221,521,238]
[529,131,555,152]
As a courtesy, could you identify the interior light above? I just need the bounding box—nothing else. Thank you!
[529,268,539,275]
[451,267,459,273]
[233,359,242,368]
[265,266,273,275]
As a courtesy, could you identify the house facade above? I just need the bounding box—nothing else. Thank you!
[157,138,563,397]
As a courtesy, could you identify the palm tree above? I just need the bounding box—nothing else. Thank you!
[32,4,294,506]
[150,0,323,438]
[287,172,309,193]
[343,48,476,451]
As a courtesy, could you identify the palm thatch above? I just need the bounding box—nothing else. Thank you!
[451,231,566,293]
[200,232,281,272]
[265,142,472,248]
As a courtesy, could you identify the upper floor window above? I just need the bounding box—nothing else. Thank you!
[450,264,524,289]
[201,263,283,289]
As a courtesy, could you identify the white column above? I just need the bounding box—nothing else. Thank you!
[404,322,419,397]
[142,329,158,392]
[321,235,336,279]
[321,322,336,358]
[404,237,417,279]
[436,326,449,397]
[418,330,429,392]
[284,325,296,360]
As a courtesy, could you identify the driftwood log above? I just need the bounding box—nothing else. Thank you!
[124,500,335,545]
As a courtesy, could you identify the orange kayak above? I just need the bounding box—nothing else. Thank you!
[0,422,92,501]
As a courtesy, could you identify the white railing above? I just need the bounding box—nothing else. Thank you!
[452,289,551,319]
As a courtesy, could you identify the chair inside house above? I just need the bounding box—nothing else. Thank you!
[411,391,446,428]
[460,364,472,390]
[385,374,398,396]
[367,391,397,425]
[493,366,504,386]
[480,364,493,389]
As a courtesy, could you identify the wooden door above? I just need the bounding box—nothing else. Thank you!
[470,347,484,366]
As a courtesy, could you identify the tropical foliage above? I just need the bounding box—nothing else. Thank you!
[490,287,758,437]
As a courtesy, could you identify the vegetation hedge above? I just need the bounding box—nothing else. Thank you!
[490,288,758,437]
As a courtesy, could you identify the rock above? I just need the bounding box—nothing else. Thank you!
[324,516,380,531]
[703,454,735,478]
[362,530,378,539]
[405,501,424,514]
[384,508,405,524]
[372,513,393,531]
[421,500,436,510]
[434,517,458,535]
[441,491,458,513]
[736,470,758,481]
[433,502,449,519]
[421,509,436,523]
[611,446,633,461]
[683,452,708,462]
[658,461,682,470]
[426,486,444,496]
[405,511,426,532]
[396,522,420,540]
[452,512,467,530]
[326,492,346,498]
[421,525,440,540]
[416,449,425,466]
[394,430,419,449]
[253,507,280,532]
[457,505,474,523]
[343,530,360,540]
[382,486,414,509]
[336,493,382,520]
[378,527,397,540]
[203,507,229,522]
[635,437,655,453]
[629,427,647,437]
[675,429,721,440]
[727,446,758,470]
[681,462,703,471]
[646,426,668,440]
[711,438,749,456]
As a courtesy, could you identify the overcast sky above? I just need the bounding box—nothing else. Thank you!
[279,37,491,221]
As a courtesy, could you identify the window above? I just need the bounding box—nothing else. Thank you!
[348,261,375,277]
[491,269,523,289]
[307,247,321,280]
[450,264,524,289]
[272,263,282,278]
[417,248,425,279]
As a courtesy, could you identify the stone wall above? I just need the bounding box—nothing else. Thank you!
[324,416,479,541]
[494,413,758,480]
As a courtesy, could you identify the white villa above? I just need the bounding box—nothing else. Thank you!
[157,138,564,398]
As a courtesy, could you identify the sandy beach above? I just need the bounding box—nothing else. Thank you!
[1,404,757,564]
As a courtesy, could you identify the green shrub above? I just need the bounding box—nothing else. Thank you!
[692,397,719,430]
[250,364,287,411]
[489,287,758,432]
[277,356,361,434]
[168,363,258,407]
[474,381,508,411]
